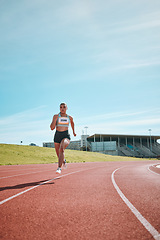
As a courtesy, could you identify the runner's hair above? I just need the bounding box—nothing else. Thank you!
[60,102,67,107]
[60,102,68,109]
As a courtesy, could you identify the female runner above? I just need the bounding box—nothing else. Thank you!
[50,103,76,174]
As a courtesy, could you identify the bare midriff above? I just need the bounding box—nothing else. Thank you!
[56,126,68,132]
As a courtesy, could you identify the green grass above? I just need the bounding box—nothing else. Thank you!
[0,143,154,165]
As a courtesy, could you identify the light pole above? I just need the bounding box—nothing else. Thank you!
[84,126,88,151]
[148,129,152,155]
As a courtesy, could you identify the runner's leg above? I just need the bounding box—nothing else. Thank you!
[54,142,60,158]
[59,138,70,168]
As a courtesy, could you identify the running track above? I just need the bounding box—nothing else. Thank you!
[0,161,160,240]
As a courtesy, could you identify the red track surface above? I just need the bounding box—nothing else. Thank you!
[0,161,160,240]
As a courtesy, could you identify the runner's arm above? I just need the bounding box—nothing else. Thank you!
[70,116,76,136]
[50,115,58,130]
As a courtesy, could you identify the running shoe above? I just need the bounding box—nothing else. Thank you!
[63,159,67,169]
[56,167,61,174]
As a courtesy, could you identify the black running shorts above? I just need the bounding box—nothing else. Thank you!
[54,130,70,143]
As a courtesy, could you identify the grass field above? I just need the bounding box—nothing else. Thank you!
[0,143,154,165]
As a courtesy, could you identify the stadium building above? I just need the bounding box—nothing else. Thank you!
[43,135,89,151]
[87,134,160,158]
[43,133,160,158]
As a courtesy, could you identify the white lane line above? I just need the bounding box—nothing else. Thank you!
[0,169,54,179]
[111,168,160,240]
[0,166,51,173]
[156,165,160,168]
[0,167,96,206]
[148,165,160,176]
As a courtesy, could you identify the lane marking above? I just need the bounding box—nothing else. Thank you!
[111,167,160,240]
[0,164,90,179]
[156,165,160,168]
[0,169,55,179]
[0,166,51,173]
[148,165,160,176]
[0,167,96,206]
[0,164,85,179]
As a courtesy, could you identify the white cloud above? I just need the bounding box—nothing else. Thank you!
[0,106,52,146]
[56,1,94,24]
[117,19,160,33]
[0,106,160,146]
[0,1,160,146]
[0,106,47,125]
[77,108,160,138]
[86,118,160,137]
[106,9,160,34]
[113,60,160,71]
[77,108,160,124]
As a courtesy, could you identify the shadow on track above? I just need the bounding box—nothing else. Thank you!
[0,179,58,192]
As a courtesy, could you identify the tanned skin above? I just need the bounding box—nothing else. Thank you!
[50,103,76,168]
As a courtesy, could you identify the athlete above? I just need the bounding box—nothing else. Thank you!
[50,103,76,174]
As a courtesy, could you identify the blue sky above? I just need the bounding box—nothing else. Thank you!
[0,0,160,146]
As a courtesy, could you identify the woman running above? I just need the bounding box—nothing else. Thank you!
[50,103,76,174]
